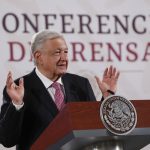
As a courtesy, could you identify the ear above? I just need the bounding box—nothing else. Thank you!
[33,51,42,65]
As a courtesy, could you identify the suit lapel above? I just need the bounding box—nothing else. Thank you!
[28,70,58,117]
[62,74,79,102]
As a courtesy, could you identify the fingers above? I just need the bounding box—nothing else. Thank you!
[115,71,120,80]
[105,65,120,79]
[108,65,113,77]
[103,67,108,77]
[6,71,14,88]
[19,78,24,88]
[6,71,24,90]
[104,66,113,78]
[111,66,120,80]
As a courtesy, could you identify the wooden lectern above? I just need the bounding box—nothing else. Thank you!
[31,100,150,150]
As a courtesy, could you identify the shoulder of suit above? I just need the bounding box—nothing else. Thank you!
[63,72,88,81]
[14,69,35,81]
[13,69,38,89]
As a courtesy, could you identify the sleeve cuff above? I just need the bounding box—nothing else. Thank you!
[12,102,24,111]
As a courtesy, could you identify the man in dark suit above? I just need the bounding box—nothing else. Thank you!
[0,30,120,150]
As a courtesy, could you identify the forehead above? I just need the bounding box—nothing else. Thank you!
[43,37,67,50]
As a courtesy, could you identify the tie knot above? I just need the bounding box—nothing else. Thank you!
[51,82,61,90]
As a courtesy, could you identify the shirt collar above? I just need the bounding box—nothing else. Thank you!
[35,67,63,89]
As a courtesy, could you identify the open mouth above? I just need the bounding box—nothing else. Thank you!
[58,64,66,66]
[57,64,67,69]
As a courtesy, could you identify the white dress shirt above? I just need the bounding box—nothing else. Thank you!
[35,67,64,102]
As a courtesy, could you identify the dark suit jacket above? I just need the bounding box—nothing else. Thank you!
[0,69,96,150]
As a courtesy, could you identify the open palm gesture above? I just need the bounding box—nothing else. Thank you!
[95,66,120,99]
[6,71,24,105]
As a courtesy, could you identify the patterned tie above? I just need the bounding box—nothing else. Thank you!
[51,82,65,111]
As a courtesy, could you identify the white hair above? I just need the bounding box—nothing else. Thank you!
[31,30,63,53]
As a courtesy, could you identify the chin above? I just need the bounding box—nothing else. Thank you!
[58,70,67,76]
[61,70,67,75]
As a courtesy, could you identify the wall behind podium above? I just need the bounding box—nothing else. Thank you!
[0,0,150,149]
